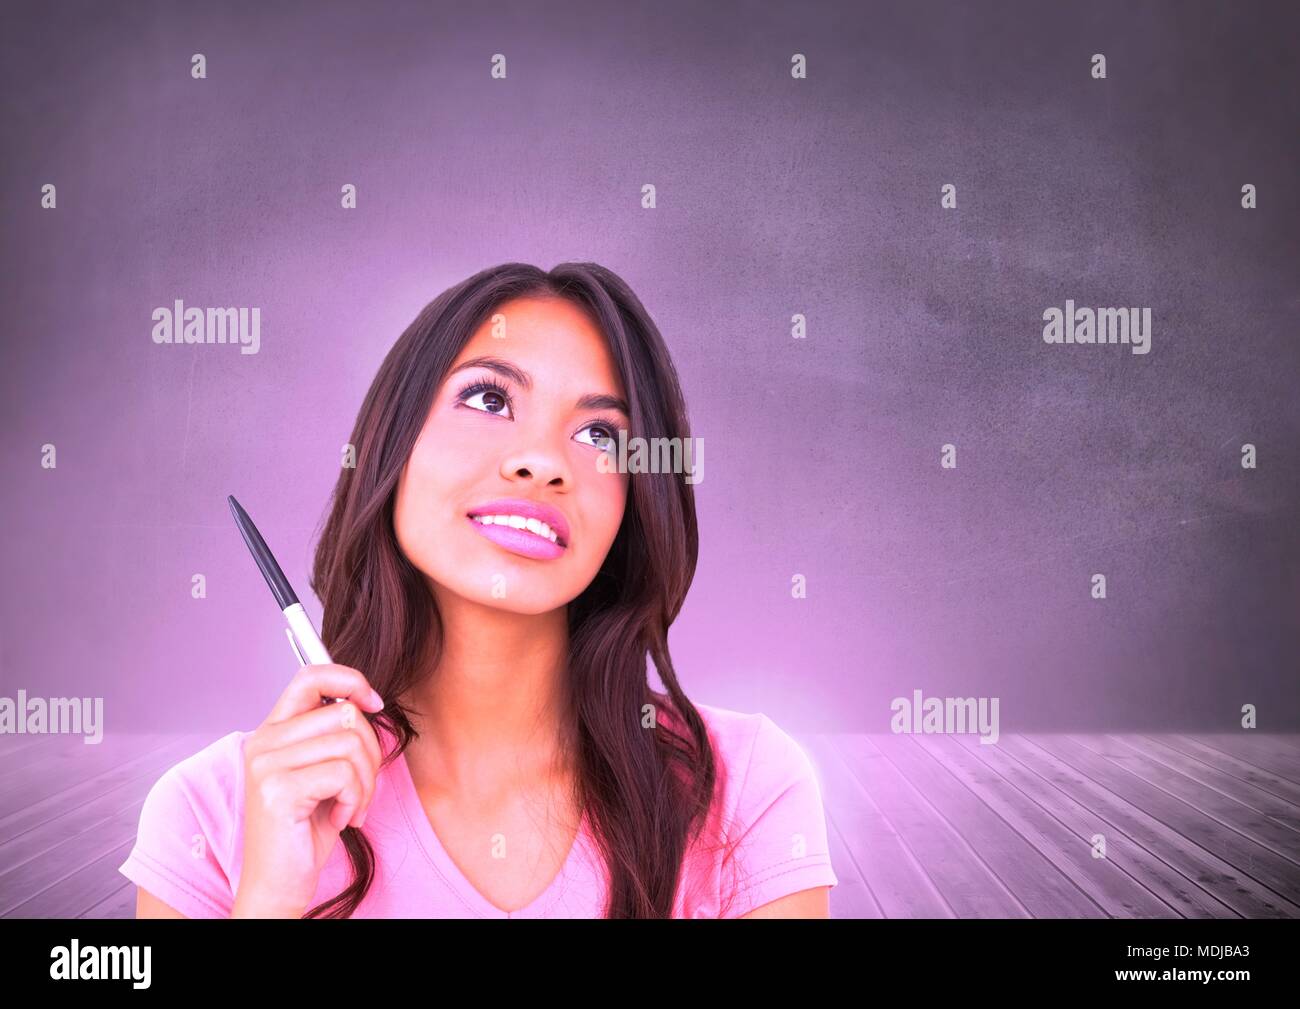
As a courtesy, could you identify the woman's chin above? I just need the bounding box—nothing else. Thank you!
[428,578,568,616]
[481,594,567,616]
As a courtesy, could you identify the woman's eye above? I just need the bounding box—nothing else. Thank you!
[462,388,513,419]
[576,423,618,451]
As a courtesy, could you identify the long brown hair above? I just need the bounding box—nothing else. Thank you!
[302,262,717,918]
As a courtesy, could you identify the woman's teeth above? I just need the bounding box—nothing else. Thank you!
[471,514,561,545]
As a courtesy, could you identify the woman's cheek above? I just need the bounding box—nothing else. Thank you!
[433,431,484,473]
[395,462,453,563]
[394,497,433,570]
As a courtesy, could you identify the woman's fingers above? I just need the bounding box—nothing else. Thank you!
[281,758,366,832]
[252,733,375,825]
[265,664,385,725]
[236,669,387,917]
[250,701,383,785]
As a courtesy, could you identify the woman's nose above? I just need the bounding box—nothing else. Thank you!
[501,442,571,487]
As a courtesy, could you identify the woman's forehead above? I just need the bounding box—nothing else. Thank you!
[472,296,600,342]
[453,300,625,393]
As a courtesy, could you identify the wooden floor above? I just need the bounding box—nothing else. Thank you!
[1,731,1297,917]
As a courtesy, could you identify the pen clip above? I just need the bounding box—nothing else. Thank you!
[285,626,308,668]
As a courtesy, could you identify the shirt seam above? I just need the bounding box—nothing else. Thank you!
[731,857,836,914]
[742,854,835,889]
[123,847,230,917]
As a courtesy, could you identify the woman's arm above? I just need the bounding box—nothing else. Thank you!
[136,886,187,919]
[738,885,831,919]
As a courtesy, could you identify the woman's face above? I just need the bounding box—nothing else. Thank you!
[394,296,631,615]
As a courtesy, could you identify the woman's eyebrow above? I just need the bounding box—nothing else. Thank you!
[449,356,630,416]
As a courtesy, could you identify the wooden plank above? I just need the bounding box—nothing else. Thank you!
[6,839,136,918]
[0,735,206,869]
[840,734,1021,916]
[797,734,882,918]
[0,732,170,792]
[920,734,1177,917]
[0,795,145,915]
[807,734,942,917]
[0,734,53,760]
[824,800,883,919]
[1159,734,1300,808]
[793,732,882,918]
[0,734,208,845]
[0,733,175,815]
[79,881,136,920]
[839,735,1028,917]
[1188,735,1300,785]
[1117,735,1300,831]
[1070,735,1300,892]
[870,734,1105,917]
[954,734,1236,918]
[1026,734,1300,917]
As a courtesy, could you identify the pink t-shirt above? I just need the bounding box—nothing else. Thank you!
[118,700,839,918]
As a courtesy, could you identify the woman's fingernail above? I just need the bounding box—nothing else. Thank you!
[370,689,384,708]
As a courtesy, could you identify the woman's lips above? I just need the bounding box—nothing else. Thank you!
[466,514,567,560]
[466,498,571,545]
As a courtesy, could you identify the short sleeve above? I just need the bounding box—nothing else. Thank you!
[717,714,838,917]
[117,731,245,918]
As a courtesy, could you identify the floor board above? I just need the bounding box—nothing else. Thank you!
[0,731,1295,918]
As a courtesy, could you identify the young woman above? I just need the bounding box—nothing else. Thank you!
[119,262,838,918]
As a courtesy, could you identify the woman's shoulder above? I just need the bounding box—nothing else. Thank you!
[677,701,839,917]
[689,701,817,794]
[162,729,248,789]
[117,730,250,917]
[137,730,248,822]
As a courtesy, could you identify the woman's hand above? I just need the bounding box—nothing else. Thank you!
[231,663,386,918]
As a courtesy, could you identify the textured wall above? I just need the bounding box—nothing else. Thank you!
[1,0,1297,733]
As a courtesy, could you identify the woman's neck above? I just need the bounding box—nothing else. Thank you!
[397,595,575,801]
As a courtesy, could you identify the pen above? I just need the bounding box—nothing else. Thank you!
[227,494,343,705]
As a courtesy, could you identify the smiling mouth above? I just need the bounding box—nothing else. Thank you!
[466,512,568,549]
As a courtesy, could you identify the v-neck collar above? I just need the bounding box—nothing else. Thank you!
[386,730,590,919]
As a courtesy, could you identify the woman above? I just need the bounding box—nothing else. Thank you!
[119,262,838,918]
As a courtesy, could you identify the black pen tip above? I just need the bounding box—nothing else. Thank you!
[227,494,299,610]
